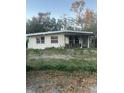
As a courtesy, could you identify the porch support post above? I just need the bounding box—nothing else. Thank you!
[80,37,83,48]
[87,36,90,48]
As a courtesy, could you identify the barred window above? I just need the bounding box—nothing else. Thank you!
[41,37,45,43]
[36,38,40,44]
[51,36,58,43]
[36,36,45,44]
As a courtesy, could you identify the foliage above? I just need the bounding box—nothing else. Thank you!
[26,12,65,34]
[26,0,97,33]
[27,48,97,56]
[71,0,85,27]
[26,49,43,56]
[27,59,96,73]
[26,48,97,73]
[26,18,46,34]
[71,0,97,32]
[83,9,97,31]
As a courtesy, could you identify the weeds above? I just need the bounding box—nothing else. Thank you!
[27,59,96,73]
[26,48,97,74]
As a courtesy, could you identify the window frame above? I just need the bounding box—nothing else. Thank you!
[36,36,45,44]
[51,36,58,43]
[36,37,40,44]
[41,36,45,44]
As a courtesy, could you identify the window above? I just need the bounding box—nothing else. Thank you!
[51,36,58,43]
[36,36,45,44]
[36,38,40,44]
[41,37,45,43]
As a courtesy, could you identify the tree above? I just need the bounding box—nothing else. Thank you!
[56,19,63,30]
[49,18,57,31]
[82,9,97,48]
[83,9,97,31]
[71,0,85,28]
[26,12,58,33]
[26,17,46,34]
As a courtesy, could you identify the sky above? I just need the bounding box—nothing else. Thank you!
[26,0,97,19]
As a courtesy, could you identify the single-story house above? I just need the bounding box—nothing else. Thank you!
[26,30,93,49]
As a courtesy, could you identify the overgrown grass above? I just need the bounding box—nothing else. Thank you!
[27,59,96,74]
[26,49,43,55]
[26,48,97,74]
[27,48,68,56]
[27,48,96,56]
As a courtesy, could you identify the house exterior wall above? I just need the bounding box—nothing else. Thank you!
[65,36,69,44]
[28,34,65,49]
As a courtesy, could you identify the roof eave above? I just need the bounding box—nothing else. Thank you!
[26,30,93,37]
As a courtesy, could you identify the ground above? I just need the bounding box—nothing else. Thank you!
[26,48,97,93]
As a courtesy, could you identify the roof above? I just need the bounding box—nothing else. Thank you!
[26,30,93,37]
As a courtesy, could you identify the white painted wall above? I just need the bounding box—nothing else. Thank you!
[65,36,69,44]
[28,34,65,49]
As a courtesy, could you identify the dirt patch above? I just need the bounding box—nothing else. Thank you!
[27,71,97,93]
[27,49,97,62]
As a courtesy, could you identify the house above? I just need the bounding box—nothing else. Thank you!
[26,30,93,49]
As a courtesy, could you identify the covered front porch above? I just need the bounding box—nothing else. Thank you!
[64,35,90,48]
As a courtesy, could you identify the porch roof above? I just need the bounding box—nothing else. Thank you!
[26,30,93,37]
